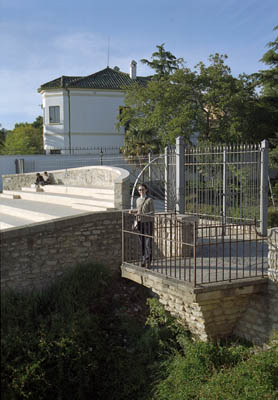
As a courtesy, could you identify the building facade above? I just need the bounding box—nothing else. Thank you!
[38,62,149,153]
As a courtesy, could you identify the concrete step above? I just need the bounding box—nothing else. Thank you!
[1,222,14,230]
[0,196,104,229]
[0,213,37,230]
[22,185,114,199]
[71,203,112,212]
[0,204,58,222]
[3,190,114,208]
[0,193,21,199]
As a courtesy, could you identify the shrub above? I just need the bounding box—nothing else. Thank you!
[1,263,152,400]
[268,206,278,228]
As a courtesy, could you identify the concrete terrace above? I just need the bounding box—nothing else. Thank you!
[0,185,116,230]
[0,165,131,230]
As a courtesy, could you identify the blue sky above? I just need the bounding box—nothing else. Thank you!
[1,0,277,130]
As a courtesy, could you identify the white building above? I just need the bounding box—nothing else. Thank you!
[38,61,149,153]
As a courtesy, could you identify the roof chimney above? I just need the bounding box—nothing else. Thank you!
[130,60,137,79]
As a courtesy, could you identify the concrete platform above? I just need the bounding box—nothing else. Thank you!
[3,189,114,208]
[0,184,115,230]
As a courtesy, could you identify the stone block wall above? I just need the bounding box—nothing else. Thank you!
[121,263,268,342]
[233,227,278,345]
[233,280,278,345]
[1,211,122,292]
[154,214,196,258]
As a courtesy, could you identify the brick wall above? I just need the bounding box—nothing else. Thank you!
[1,211,122,292]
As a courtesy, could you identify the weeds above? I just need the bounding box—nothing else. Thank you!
[1,263,278,400]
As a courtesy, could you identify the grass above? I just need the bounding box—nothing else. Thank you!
[1,262,278,400]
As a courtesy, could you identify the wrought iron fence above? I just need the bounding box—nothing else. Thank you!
[183,144,264,226]
[122,211,268,287]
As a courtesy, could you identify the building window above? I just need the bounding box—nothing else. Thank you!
[49,106,60,123]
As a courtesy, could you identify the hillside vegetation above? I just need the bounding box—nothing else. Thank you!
[1,263,278,399]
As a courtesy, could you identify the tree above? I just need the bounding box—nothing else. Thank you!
[1,117,43,155]
[258,25,278,98]
[0,124,8,150]
[141,43,184,80]
[119,52,268,151]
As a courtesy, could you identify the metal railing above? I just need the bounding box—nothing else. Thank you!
[183,143,266,228]
[122,211,268,287]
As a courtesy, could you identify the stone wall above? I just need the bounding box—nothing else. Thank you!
[233,280,278,345]
[233,227,278,345]
[121,263,268,342]
[1,211,122,292]
[268,227,278,282]
[121,226,278,345]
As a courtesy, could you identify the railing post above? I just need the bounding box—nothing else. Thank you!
[260,140,268,236]
[148,151,153,192]
[176,136,185,214]
[165,146,170,212]
[122,211,125,264]
[222,148,227,225]
[193,221,197,287]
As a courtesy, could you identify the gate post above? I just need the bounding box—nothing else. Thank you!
[148,151,153,193]
[176,136,185,214]
[165,146,170,211]
[260,140,269,236]
[222,148,227,227]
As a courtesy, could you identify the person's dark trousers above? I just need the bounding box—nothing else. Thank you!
[138,221,153,265]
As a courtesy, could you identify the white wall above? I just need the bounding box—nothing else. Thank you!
[42,89,125,151]
[42,90,68,149]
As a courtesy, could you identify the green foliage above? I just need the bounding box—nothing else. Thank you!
[268,206,278,228]
[199,336,278,400]
[152,335,277,400]
[141,43,184,80]
[0,116,43,155]
[269,135,278,169]
[1,263,152,400]
[119,49,276,155]
[0,123,8,150]
[2,264,278,400]
[259,25,278,98]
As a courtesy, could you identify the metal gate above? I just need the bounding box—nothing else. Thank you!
[131,139,268,235]
[182,141,268,234]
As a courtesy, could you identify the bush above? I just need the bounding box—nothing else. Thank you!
[268,206,278,228]
[152,335,278,400]
[1,263,152,400]
[2,264,278,400]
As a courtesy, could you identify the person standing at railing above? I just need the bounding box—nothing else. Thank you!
[130,183,154,269]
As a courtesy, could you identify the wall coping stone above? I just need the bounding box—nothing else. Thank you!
[121,262,268,296]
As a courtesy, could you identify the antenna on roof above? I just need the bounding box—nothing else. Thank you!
[107,36,110,67]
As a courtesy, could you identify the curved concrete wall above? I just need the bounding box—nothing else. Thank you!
[2,165,130,209]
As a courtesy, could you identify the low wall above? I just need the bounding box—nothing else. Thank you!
[2,165,130,209]
[1,211,122,292]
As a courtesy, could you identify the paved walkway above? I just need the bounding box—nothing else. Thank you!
[126,236,269,286]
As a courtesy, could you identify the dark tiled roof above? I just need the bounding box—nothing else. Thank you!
[38,67,150,92]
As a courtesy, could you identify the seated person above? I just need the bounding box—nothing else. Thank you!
[35,173,45,186]
[43,171,51,185]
